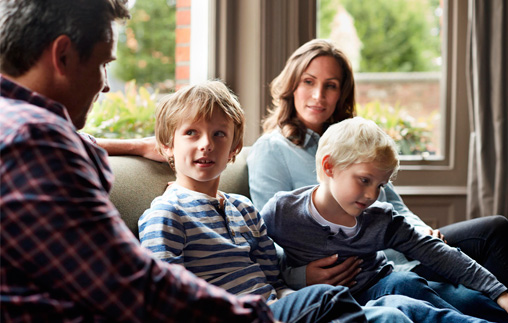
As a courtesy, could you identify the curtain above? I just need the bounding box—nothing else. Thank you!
[466,0,508,218]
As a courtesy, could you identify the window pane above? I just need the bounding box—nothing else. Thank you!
[317,0,444,158]
[83,0,178,139]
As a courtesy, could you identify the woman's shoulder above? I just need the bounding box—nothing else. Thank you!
[250,130,301,160]
[252,129,291,148]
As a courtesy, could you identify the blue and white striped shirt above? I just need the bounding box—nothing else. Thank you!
[138,183,291,301]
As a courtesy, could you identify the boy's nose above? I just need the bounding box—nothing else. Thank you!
[364,187,378,201]
[199,136,213,151]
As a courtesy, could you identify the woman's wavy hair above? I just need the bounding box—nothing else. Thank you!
[262,39,356,146]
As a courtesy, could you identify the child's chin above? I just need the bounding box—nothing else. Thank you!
[349,209,363,217]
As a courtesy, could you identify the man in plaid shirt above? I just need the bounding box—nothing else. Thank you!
[0,0,274,321]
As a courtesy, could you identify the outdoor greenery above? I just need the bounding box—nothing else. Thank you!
[82,81,435,155]
[85,1,439,154]
[318,0,441,72]
[82,81,159,139]
[356,101,436,155]
[114,0,176,90]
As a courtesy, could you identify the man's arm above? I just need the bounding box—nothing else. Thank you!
[95,136,165,162]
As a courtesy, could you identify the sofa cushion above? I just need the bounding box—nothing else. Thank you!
[108,147,251,237]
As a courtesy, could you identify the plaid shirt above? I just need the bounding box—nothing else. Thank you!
[0,75,273,323]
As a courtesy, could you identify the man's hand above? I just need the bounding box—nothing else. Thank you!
[306,255,362,287]
[135,137,165,162]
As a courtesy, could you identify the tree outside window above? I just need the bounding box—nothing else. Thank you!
[318,0,443,157]
[83,0,176,139]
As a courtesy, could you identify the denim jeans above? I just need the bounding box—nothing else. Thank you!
[366,294,493,323]
[354,271,457,310]
[269,284,411,323]
[354,271,504,323]
[270,285,411,323]
[269,282,494,323]
[426,281,508,323]
[269,284,366,323]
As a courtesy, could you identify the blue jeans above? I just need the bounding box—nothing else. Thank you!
[427,281,508,323]
[269,284,408,323]
[354,272,457,311]
[366,294,493,323]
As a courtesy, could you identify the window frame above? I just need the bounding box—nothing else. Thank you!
[198,0,469,190]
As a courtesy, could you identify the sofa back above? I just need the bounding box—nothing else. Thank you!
[108,147,251,238]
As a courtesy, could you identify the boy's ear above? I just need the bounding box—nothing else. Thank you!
[322,155,334,177]
[228,143,242,163]
[162,145,174,158]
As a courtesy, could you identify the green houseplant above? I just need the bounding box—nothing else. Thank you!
[357,101,436,156]
[83,81,159,139]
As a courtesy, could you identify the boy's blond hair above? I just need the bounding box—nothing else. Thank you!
[155,80,245,164]
[316,117,399,182]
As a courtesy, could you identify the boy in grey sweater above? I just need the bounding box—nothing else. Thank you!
[261,117,508,320]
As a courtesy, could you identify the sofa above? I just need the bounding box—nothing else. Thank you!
[107,147,251,238]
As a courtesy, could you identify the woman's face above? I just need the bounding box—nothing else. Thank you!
[293,55,342,134]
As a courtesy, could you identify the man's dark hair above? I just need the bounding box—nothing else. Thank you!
[0,0,130,76]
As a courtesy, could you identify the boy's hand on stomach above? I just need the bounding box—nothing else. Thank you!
[306,254,362,287]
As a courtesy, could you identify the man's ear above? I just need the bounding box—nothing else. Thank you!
[50,35,74,76]
[322,155,334,177]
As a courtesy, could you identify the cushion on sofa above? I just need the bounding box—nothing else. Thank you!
[108,147,251,237]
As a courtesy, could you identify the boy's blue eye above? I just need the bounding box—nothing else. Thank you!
[185,130,197,136]
[360,177,369,184]
[215,131,226,137]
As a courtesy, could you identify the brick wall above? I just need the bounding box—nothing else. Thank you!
[175,0,191,89]
[355,72,441,121]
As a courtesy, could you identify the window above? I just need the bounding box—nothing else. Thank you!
[317,0,444,160]
[83,0,181,139]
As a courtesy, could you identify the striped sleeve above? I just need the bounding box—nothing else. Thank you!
[138,195,186,264]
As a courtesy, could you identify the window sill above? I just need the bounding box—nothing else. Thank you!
[394,185,467,196]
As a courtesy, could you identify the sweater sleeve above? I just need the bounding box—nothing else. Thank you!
[386,214,507,300]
